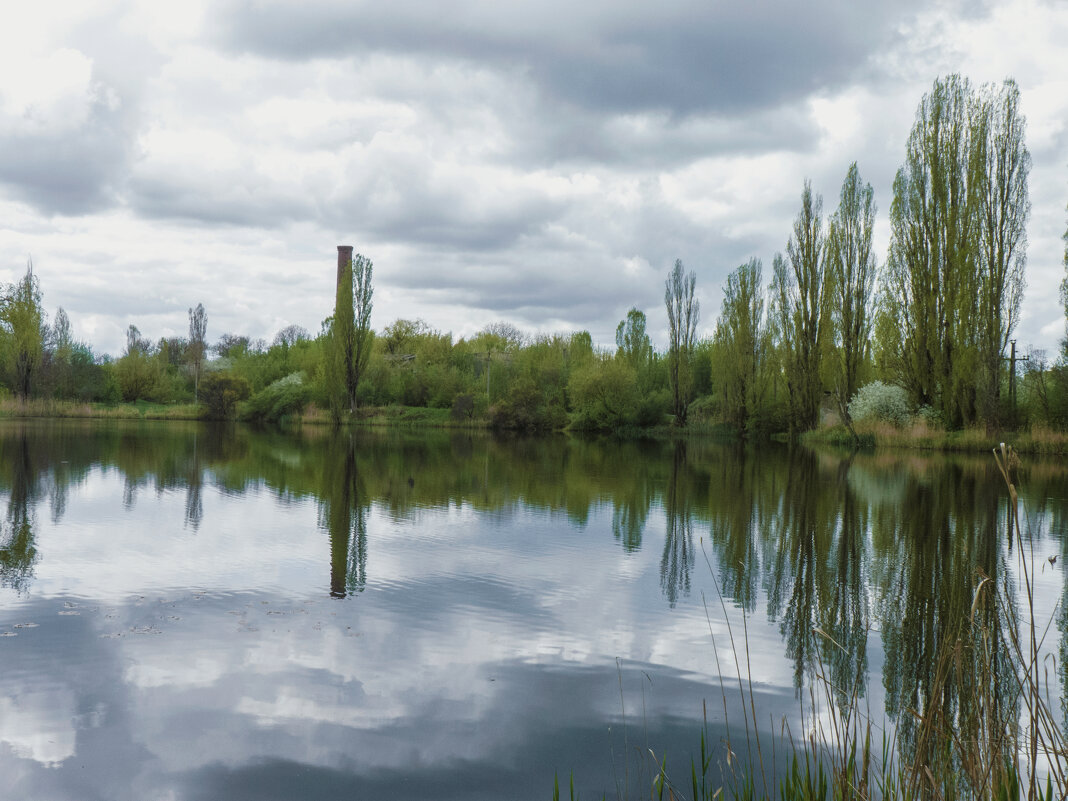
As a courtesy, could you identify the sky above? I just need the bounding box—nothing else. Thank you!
[0,0,1065,358]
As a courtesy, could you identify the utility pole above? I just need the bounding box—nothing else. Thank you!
[1005,340,1030,427]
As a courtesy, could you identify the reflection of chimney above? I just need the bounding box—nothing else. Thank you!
[337,245,353,289]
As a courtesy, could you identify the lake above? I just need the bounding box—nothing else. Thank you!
[0,420,1064,800]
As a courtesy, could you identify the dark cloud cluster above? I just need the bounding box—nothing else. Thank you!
[216,0,915,117]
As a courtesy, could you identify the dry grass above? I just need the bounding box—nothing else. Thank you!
[807,419,1068,455]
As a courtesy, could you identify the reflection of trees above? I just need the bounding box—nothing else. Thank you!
[610,443,657,553]
[705,446,775,614]
[660,442,694,607]
[871,460,1017,771]
[0,430,40,591]
[319,434,368,599]
[184,430,203,530]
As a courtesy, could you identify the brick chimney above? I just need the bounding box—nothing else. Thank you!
[337,245,353,289]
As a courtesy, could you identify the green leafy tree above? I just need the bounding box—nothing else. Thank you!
[615,307,652,369]
[188,303,207,403]
[330,252,375,417]
[199,372,250,419]
[880,75,1030,428]
[115,324,162,402]
[974,79,1029,424]
[826,163,878,433]
[0,263,45,400]
[568,358,640,430]
[714,258,770,433]
[664,259,699,425]
[351,253,374,409]
[777,180,830,432]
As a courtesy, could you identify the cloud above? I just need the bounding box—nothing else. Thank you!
[217,0,920,117]
[0,49,134,214]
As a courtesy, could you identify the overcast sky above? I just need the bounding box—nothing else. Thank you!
[0,0,1065,357]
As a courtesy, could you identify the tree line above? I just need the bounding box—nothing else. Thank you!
[1,74,1066,433]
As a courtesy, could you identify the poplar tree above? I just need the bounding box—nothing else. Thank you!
[188,303,207,403]
[330,251,374,418]
[826,163,877,430]
[714,258,769,433]
[664,259,699,425]
[778,181,830,431]
[881,74,1029,428]
[975,80,1029,423]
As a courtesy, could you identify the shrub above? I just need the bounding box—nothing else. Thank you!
[451,392,476,422]
[200,372,251,420]
[567,360,640,431]
[243,372,309,423]
[848,380,911,427]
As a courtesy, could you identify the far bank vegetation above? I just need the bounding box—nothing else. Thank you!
[2,75,1067,449]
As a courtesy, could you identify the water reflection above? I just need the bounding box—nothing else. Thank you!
[0,420,1063,798]
[320,432,368,598]
[0,430,39,591]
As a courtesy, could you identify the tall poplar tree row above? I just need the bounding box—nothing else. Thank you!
[879,75,1029,427]
[775,181,830,432]
[664,259,699,425]
[714,258,769,433]
[826,163,877,429]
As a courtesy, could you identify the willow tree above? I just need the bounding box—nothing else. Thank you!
[0,262,45,400]
[826,163,877,429]
[881,75,1029,427]
[664,259,699,425]
[714,258,769,433]
[776,181,830,432]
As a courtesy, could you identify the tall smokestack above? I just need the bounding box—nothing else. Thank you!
[337,245,353,289]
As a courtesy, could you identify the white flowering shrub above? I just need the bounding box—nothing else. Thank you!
[847,381,911,427]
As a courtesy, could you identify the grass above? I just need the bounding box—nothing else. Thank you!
[0,397,201,420]
[556,445,1066,800]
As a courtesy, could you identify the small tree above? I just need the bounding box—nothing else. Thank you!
[188,303,207,403]
[664,259,699,426]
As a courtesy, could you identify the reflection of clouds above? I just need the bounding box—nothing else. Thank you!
[0,688,77,766]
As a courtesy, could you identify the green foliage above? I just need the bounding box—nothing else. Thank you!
[826,163,877,425]
[489,375,563,431]
[714,258,770,434]
[115,349,162,402]
[848,380,911,426]
[776,180,831,432]
[450,391,476,421]
[199,371,251,420]
[881,75,1030,428]
[665,259,699,425]
[615,307,652,369]
[567,358,640,431]
[0,263,45,400]
[243,372,309,423]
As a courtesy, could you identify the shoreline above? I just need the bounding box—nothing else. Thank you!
[2,398,1067,454]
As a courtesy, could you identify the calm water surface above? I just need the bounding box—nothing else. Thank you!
[0,421,1065,800]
